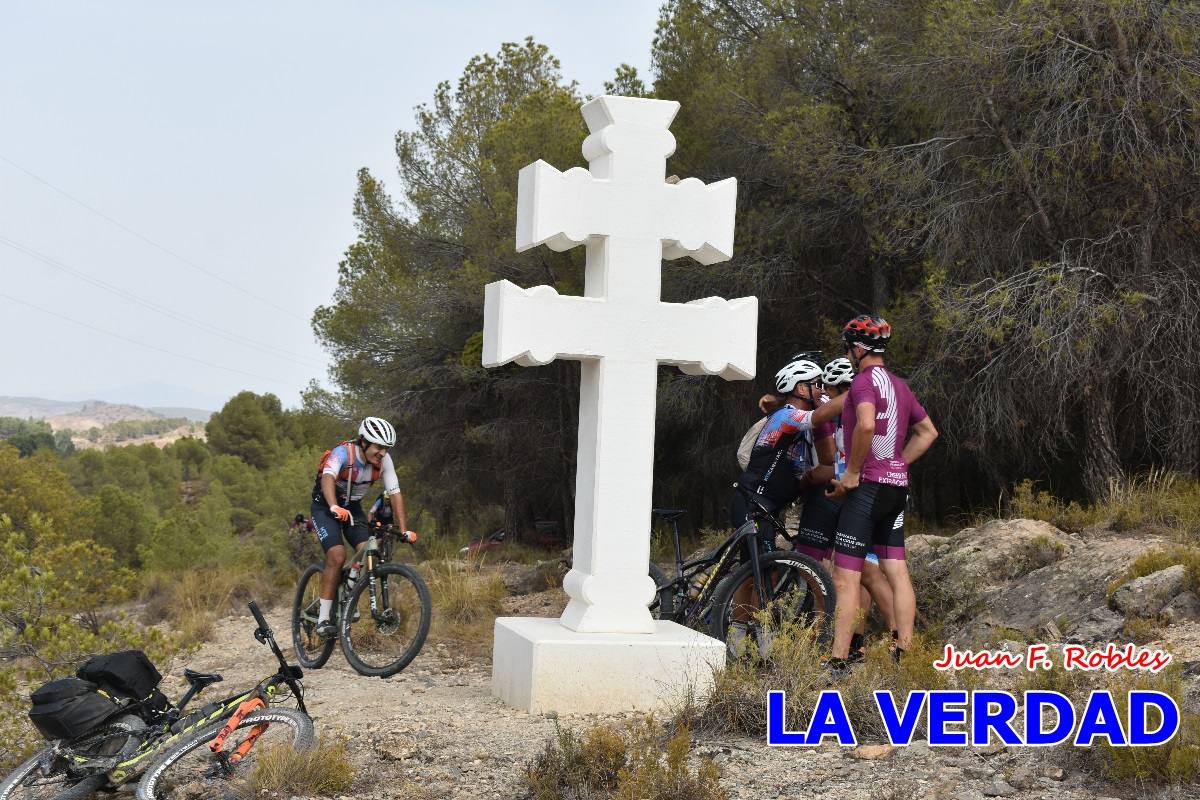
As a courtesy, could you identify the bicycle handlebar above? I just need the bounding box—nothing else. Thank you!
[248,600,269,634]
[247,600,308,715]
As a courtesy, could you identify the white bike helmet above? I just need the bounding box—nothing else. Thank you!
[358,416,396,447]
[822,358,855,387]
[774,357,823,394]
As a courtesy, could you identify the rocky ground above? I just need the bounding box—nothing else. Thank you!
[162,519,1200,800]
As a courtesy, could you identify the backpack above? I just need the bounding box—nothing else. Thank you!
[737,417,768,471]
[76,650,170,721]
[28,677,122,741]
[315,440,360,506]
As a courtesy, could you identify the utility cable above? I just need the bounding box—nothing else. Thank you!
[0,152,309,322]
[0,235,325,369]
[0,291,294,387]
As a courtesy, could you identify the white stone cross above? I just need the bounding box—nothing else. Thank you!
[483,95,757,634]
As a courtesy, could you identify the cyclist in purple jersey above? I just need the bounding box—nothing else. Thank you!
[826,315,938,674]
[793,358,895,660]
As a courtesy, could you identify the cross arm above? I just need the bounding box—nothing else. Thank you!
[516,162,737,265]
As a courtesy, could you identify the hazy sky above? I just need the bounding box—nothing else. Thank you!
[0,1,659,410]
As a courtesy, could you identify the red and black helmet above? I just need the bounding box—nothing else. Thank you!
[842,314,891,353]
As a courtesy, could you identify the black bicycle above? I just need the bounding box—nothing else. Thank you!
[0,602,313,800]
[292,522,431,678]
[648,489,835,657]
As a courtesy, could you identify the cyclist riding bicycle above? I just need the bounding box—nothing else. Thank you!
[311,416,409,639]
[366,493,394,527]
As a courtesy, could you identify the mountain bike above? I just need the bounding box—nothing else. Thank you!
[648,488,835,658]
[0,602,314,800]
[292,522,431,678]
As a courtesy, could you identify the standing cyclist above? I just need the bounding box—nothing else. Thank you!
[311,417,409,638]
[827,316,937,673]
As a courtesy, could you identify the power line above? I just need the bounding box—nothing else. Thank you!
[0,291,295,387]
[0,234,326,369]
[0,152,309,323]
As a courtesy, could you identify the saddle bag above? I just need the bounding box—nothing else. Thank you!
[77,650,170,721]
[28,677,121,741]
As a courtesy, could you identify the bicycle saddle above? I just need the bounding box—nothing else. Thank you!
[183,668,224,688]
[651,508,687,522]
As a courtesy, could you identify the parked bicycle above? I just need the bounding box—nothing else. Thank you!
[648,488,836,657]
[0,602,314,800]
[292,521,431,678]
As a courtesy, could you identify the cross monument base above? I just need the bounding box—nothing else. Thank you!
[491,617,726,714]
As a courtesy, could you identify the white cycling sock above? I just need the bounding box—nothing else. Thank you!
[318,598,333,623]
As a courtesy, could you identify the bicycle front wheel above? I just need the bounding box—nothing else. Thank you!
[709,550,835,656]
[291,563,335,669]
[341,563,431,677]
[134,708,315,800]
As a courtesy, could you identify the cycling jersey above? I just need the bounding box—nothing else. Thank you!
[368,494,394,523]
[736,404,826,509]
[842,366,926,487]
[312,443,401,505]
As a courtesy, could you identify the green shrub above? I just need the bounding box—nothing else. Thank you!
[0,515,180,767]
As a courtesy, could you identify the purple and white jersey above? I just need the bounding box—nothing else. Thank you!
[843,366,927,487]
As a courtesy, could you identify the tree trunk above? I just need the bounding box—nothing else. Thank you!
[1081,385,1122,502]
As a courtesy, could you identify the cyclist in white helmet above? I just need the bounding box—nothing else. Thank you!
[310,416,407,638]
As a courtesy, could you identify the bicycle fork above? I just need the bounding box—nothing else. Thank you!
[209,697,268,772]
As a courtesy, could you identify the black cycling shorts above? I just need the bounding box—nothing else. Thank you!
[310,499,369,553]
[794,486,841,562]
[832,481,907,572]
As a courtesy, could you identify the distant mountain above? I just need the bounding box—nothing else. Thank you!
[150,407,214,423]
[46,401,162,432]
[0,396,88,419]
[0,397,211,428]
[83,381,227,412]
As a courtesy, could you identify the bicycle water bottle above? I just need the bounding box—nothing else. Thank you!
[348,562,361,581]
[687,567,712,599]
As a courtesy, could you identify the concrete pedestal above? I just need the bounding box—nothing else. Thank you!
[492,617,726,714]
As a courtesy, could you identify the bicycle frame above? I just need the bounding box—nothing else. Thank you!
[94,602,305,785]
[658,510,787,626]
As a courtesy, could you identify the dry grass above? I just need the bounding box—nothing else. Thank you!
[524,717,727,800]
[426,559,508,648]
[237,737,354,798]
[140,564,286,647]
[1011,471,1200,540]
[677,616,983,742]
[1107,545,1200,598]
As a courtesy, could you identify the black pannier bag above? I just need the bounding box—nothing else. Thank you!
[77,650,170,720]
[29,677,121,740]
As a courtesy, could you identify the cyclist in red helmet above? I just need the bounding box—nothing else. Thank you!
[825,315,938,678]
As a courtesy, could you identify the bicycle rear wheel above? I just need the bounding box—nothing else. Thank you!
[708,550,835,657]
[291,563,335,669]
[0,715,145,800]
[134,708,314,800]
[0,749,97,800]
[341,563,431,678]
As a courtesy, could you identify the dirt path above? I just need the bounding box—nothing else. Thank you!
[156,592,1186,800]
